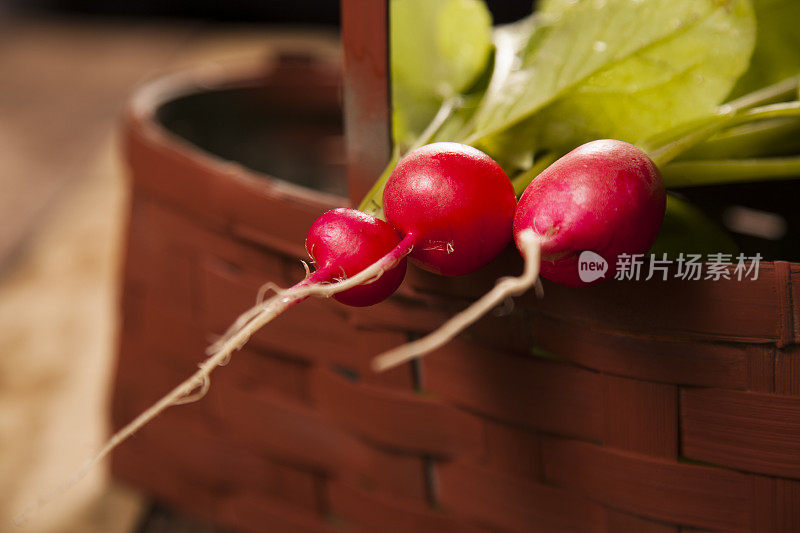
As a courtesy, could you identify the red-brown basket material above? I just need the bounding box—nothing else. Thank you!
[112,30,800,533]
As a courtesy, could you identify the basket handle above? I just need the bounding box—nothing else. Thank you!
[341,0,392,206]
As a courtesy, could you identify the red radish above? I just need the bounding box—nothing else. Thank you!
[384,142,517,276]
[306,208,407,306]
[217,207,411,347]
[514,139,665,286]
[373,139,665,372]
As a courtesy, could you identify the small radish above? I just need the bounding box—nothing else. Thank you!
[217,207,411,350]
[306,208,407,306]
[373,139,666,371]
[384,142,517,276]
[30,143,517,519]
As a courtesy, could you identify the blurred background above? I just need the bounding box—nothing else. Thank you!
[0,1,531,532]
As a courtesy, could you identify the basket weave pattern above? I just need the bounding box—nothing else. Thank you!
[114,111,800,531]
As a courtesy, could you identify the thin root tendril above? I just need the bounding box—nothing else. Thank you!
[371,230,542,372]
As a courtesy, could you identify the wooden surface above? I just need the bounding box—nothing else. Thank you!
[0,16,340,271]
[0,18,194,271]
[0,16,339,533]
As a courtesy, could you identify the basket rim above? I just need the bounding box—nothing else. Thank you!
[125,54,347,210]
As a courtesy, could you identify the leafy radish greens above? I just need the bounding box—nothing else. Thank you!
[361,0,800,243]
[469,0,755,152]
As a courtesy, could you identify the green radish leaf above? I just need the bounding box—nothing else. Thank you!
[468,0,756,152]
[650,195,738,258]
[390,0,493,152]
[729,0,800,98]
[464,14,556,172]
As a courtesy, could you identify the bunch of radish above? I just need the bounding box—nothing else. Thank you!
[19,138,664,522]
[98,137,666,461]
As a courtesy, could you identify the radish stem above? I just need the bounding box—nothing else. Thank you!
[511,153,557,195]
[648,102,800,168]
[509,100,800,197]
[680,118,800,160]
[371,230,541,372]
[726,74,800,112]
[408,95,462,152]
[662,156,800,187]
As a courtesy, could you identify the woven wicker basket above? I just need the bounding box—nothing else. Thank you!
[112,21,800,533]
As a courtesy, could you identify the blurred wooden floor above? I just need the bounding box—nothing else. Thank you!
[0,16,338,533]
[0,16,339,271]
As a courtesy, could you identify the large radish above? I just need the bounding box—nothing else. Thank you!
[515,139,665,286]
[384,142,518,276]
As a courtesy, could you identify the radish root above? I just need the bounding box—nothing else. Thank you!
[14,239,413,525]
[371,229,542,372]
